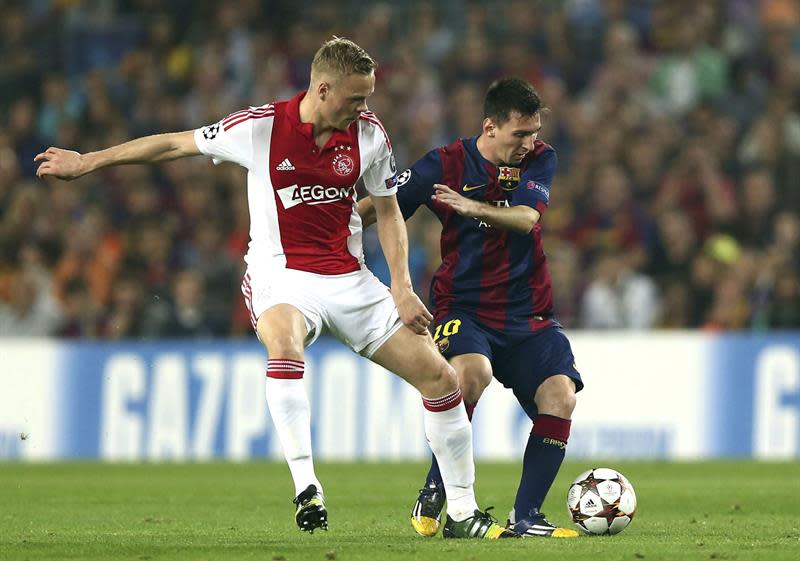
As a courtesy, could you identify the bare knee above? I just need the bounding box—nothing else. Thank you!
[534,375,577,418]
[263,333,304,358]
[458,366,492,404]
[256,306,306,359]
[418,356,458,398]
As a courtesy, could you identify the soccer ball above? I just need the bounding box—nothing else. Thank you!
[567,467,637,535]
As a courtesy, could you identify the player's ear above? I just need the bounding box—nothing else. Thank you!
[317,81,330,100]
[483,118,496,138]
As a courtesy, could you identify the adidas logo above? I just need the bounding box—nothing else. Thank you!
[276,158,295,171]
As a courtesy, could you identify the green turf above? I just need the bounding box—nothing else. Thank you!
[1,461,798,560]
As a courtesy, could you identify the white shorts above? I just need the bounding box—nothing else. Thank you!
[240,266,403,358]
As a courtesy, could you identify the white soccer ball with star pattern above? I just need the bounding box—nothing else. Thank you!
[567,467,637,535]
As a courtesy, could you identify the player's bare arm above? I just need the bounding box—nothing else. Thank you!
[432,183,540,234]
[34,131,200,181]
[371,194,432,334]
[356,196,378,228]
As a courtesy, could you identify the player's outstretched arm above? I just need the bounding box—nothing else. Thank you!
[372,194,432,335]
[356,196,378,228]
[34,131,200,181]
[432,183,540,234]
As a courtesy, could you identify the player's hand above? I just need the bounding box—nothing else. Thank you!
[34,148,86,181]
[391,286,433,335]
[432,183,480,217]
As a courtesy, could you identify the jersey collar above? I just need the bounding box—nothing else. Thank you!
[466,135,497,169]
[285,90,357,148]
[286,91,315,139]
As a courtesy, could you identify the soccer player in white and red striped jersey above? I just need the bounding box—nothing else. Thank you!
[35,37,514,539]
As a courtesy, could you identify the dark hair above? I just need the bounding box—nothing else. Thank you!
[483,77,544,125]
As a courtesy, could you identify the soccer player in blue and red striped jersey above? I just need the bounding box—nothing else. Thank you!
[359,77,583,538]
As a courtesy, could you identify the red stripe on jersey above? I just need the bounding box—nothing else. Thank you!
[528,223,554,331]
[359,112,392,150]
[431,141,467,318]
[240,273,257,330]
[532,139,552,157]
[224,110,274,131]
[222,109,249,125]
[477,225,509,330]
[434,222,460,319]
[223,105,274,126]
[474,162,509,329]
[223,107,274,122]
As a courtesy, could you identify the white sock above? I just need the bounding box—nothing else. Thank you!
[422,389,478,521]
[265,359,323,498]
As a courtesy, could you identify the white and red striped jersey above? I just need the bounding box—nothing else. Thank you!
[194,91,398,275]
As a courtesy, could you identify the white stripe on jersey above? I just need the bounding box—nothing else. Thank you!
[243,111,286,271]
[360,111,391,149]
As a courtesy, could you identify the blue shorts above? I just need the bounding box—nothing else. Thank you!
[432,311,583,420]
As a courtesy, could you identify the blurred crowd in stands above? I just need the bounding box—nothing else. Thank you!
[1,0,799,337]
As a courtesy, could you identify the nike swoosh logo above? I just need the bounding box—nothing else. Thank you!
[462,183,486,192]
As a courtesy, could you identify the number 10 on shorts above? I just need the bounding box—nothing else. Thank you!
[433,319,461,342]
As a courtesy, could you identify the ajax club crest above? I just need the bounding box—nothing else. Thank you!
[332,152,355,177]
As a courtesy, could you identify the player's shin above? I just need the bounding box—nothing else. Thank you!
[424,401,477,487]
[265,359,322,497]
[513,414,571,519]
[421,389,479,521]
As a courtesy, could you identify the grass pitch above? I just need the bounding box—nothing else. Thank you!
[1,461,798,561]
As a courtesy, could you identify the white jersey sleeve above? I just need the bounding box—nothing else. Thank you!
[194,106,268,169]
[359,112,398,198]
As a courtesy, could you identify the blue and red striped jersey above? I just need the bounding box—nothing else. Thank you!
[396,136,558,333]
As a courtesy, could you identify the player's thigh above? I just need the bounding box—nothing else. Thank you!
[242,268,323,352]
[256,304,308,360]
[432,312,494,401]
[369,327,456,395]
[432,312,493,361]
[326,269,405,357]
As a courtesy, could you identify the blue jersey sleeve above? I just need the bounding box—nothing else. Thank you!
[512,148,557,215]
[395,149,442,220]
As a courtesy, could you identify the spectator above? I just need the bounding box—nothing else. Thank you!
[735,167,778,248]
[1,0,796,335]
[654,142,737,239]
[143,269,218,338]
[0,267,63,337]
[648,8,728,115]
[580,250,660,329]
[765,270,800,328]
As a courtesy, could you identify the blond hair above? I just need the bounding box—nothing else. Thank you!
[311,37,377,81]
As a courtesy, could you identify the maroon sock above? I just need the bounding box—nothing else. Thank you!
[513,414,571,519]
